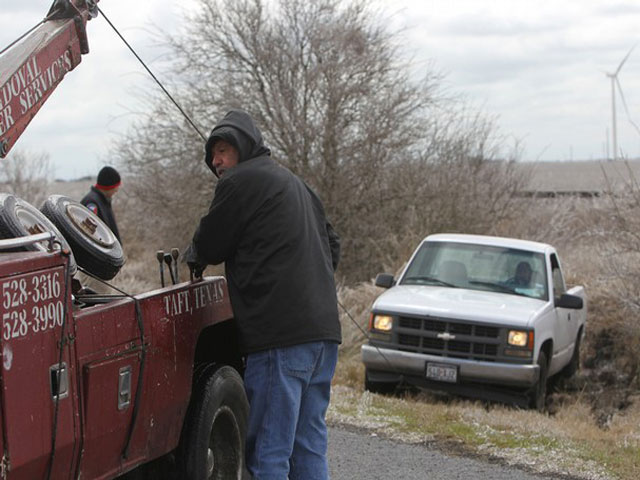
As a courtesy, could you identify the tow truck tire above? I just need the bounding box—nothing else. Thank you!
[0,193,77,274]
[179,364,249,480]
[529,351,548,411]
[40,195,124,280]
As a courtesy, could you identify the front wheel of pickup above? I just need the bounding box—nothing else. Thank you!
[529,351,549,411]
[364,368,397,395]
[178,364,249,480]
[562,331,581,378]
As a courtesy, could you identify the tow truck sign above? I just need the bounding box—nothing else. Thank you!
[0,9,86,157]
[162,281,225,317]
[1,267,66,344]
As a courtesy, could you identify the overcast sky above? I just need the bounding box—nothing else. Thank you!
[2,0,640,179]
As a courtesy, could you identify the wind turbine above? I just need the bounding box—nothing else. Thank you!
[605,45,635,161]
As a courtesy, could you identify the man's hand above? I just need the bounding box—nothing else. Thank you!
[188,261,206,280]
[183,243,207,281]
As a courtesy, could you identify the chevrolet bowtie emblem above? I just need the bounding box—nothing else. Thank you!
[437,332,456,341]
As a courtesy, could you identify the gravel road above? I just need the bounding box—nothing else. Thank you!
[327,426,559,480]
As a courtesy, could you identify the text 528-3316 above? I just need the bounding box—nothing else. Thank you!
[2,269,65,342]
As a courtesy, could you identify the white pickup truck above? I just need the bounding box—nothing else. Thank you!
[361,234,586,410]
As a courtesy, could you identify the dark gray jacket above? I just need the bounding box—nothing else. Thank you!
[81,186,121,242]
[192,110,341,354]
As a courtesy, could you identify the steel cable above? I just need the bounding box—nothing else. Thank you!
[96,6,207,142]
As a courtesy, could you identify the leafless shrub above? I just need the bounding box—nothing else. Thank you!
[337,282,382,356]
[0,149,52,206]
[584,175,640,390]
[352,108,528,280]
[113,0,527,283]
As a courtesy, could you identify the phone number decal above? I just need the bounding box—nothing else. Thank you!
[2,271,66,341]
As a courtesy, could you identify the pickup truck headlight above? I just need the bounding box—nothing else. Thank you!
[508,330,531,347]
[371,314,393,332]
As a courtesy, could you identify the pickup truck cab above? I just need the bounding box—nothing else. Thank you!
[362,233,586,410]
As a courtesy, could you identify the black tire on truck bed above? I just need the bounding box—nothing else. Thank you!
[178,364,249,480]
[40,195,124,280]
[0,193,77,274]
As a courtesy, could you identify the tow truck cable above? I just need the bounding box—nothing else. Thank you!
[46,241,72,480]
[337,299,406,382]
[95,5,207,142]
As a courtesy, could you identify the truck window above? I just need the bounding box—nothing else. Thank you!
[401,241,548,301]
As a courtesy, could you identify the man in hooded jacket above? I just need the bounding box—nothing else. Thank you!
[187,109,341,480]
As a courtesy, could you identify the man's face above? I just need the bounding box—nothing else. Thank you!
[104,186,119,199]
[212,140,239,177]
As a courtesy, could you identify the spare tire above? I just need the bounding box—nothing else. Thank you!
[40,195,124,280]
[0,193,77,275]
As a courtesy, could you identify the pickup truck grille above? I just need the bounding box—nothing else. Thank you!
[396,315,501,361]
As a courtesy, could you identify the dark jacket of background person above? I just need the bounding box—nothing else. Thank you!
[81,185,121,242]
[191,110,341,354]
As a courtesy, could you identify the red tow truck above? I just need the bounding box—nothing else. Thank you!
[0,1,248,479]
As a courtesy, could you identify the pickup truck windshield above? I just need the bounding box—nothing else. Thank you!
[400,241,548,301]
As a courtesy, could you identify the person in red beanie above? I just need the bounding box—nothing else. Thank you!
[81,166,122,242]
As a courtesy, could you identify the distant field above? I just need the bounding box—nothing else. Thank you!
[518,159,640,193]
[47,179,93,201]
[40,159,640,199]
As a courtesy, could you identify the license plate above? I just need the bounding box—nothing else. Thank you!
[426,362,458,383]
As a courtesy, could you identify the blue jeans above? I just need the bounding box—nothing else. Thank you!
[244,341,339,480]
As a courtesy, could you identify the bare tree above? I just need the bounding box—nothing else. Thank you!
[114,0,525,282]
[0,149,52,206]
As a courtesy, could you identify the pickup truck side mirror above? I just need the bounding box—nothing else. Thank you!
[555,293,583,309]
[375,273,395,289]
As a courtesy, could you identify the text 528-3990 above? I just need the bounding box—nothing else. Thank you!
[2,269,65,342]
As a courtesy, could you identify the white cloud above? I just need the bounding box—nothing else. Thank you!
[2,0,640,179]
[0,0,197,179]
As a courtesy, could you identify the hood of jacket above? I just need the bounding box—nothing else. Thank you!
[203,109,271,177]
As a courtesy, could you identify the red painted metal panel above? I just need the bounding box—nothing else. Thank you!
[78,353,142,479]
[0,258,78,479]
[73,299,143,479]
[137,278,233,458]
[0,403,4,475]
[73,300,139,360]
[74,277,233,478]
[0,251,65,278]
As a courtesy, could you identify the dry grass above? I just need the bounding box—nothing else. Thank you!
[329,363,640,479]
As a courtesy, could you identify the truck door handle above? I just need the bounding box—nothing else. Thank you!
[118,366,132,410]
[50,363,69,400]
